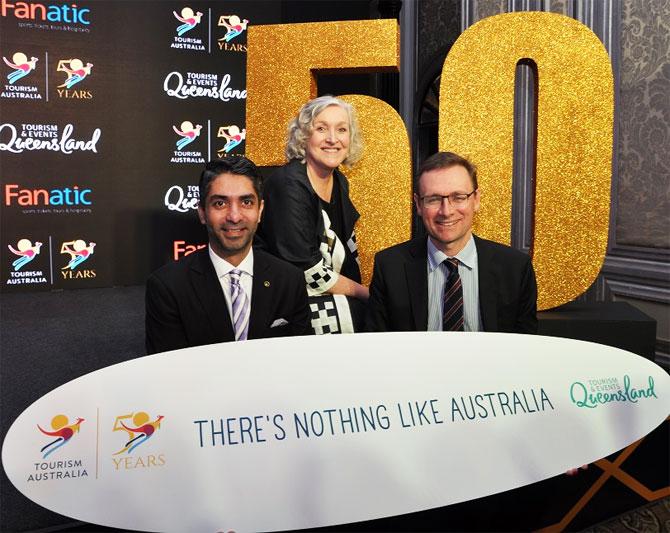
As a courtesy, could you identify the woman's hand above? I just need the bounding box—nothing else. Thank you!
[329,274,369,301]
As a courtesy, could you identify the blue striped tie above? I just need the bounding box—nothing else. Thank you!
[443,258,464,331]
[230,269,250,341]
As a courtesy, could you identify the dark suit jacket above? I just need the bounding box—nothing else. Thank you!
[365,235,538,333]
[145,248,310,354]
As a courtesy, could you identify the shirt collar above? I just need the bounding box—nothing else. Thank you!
[208,245,254,278]
[427,235,476,272]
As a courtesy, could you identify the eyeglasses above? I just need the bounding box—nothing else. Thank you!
[419,190,477,209]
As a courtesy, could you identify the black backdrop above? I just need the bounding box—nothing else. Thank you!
[1,1,284,293]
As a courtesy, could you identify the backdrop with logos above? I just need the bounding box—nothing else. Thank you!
[1,0,282,293]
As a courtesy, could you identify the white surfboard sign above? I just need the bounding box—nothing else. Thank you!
[3,332,669,532]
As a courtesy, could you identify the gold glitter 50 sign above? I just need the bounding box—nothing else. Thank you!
[247,13,613,310]
[440,12,613,310]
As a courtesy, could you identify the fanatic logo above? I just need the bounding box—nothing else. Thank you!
[3,52,38,84]
[4,184,92,206]
[173,240,206,260]
[0,1,91,25]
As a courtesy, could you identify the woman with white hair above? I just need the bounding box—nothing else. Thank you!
[256,95,368,334]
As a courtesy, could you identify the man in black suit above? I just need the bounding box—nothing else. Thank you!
[366,152,537,333]
[146,157,309,354]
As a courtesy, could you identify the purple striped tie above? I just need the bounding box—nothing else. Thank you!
[230,269,249,341]
[443,258,464,331]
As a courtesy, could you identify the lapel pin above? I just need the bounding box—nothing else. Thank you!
[264,280,270,287]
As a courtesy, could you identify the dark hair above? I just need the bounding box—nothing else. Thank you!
[199,157,263,205]
[416,152,478,191]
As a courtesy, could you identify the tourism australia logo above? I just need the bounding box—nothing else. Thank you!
[6,237,48,287]
[1,51,44,100]
[172,120,206,164]
[28,413,88,483]
[172,6,206,51]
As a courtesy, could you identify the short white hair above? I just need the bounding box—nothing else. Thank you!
[285,95,363,166]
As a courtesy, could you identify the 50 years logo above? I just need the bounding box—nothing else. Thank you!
[60,239,96,280]
[217,124,245,157]
[218,14,248,52]
[112,411,166,471]
[56,58,93,99]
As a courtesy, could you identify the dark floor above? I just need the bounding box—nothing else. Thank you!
[1,286,145,533]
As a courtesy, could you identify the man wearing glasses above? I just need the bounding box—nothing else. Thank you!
[366,151,537,333]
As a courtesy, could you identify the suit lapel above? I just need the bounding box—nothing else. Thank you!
[189,251,235,341]
[248,253,272,339]
[406,238,428,330]
[475,236,498,332]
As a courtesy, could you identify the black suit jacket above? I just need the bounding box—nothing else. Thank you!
[145,248,310,354]
[365,235,538,333]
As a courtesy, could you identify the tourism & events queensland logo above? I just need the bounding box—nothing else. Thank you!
[569,375,658,409]
[4,183,93,214]
[112,411,166,471]
[1,0,91,32]
[172,6,205,51]
[163,70,246,102]
[0,122,101,154]
[164,183,199,213]
[217,14,248,52]
[29,414,88,482]
[6,237,48,286]
[172,120,205,164]
[217,124,245,157]
[1,51,44,100]
[60,238,96,280]
[56,58,93,99]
